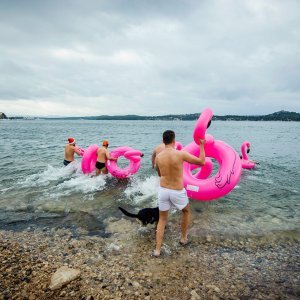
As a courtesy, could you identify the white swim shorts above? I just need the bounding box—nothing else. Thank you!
[158,186,189,211]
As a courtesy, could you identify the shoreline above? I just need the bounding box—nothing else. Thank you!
[1,216,299,299]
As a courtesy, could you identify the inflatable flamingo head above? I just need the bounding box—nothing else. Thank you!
[175,141,183,150]
[241,141,251,160]
[193,108,213,145]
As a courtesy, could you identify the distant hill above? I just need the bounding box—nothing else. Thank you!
[42,110,300,121]
[5,110,300,121]
[0,112,7,119]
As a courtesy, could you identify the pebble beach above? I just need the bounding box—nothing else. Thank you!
[1,213,299,300]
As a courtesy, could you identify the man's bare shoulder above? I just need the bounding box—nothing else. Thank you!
[157,148,180,158]
[155,143,165,153]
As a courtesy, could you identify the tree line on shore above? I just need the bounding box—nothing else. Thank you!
[1,110,299,121]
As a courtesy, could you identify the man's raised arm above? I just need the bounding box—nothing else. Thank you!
[181,139,206,165]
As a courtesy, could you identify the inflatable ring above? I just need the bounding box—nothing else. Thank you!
[106,146,143,178]
[240,141,255,169]
[183,140,241,201]
[183,108,242,201]
[190,157,213,180]
[175,141,183,150]
[81,144,99,174]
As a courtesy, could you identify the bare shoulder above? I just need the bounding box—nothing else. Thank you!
[177,150,186,156]
[177,150,190,159]
[155,143,165,153]
[156,151,163,160]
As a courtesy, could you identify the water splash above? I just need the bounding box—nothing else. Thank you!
[18,162,81,188]
[49,175,106,197]
[124,175,159,205]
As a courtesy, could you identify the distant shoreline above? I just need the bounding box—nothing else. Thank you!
[2,110,300,121]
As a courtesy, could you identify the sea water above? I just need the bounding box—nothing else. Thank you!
[0,119,299,237]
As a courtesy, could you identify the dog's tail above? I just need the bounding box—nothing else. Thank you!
[118,207,138,219]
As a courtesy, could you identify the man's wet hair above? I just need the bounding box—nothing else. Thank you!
[163,130,175,145]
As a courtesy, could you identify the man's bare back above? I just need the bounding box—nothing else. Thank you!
[65,144,76,162]
[155,142,206,190]
[97,147,109,163]
[95,141,117,176]
[155,148,185,190]
[64,137,82,166]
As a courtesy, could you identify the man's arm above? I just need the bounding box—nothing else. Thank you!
[155,158,161,177]
[181,139,206,165]
[151,150,156,169]
[74,146,82,156]
[106,150,117,161]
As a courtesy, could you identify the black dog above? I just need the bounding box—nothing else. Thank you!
[118,206,159,225]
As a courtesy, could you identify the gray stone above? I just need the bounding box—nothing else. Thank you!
[206,235,212,242]
[190,290,200,299]
[132,281,140,289]
[49,266,81,290]
[206,284,221,293]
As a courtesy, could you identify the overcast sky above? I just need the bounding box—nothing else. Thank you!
[0,0,299,116]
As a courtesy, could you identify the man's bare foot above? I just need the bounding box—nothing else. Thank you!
[179,239,191,246]
[153,250,160,257]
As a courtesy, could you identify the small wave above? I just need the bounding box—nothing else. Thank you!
[247,175,273,184]
[54,174,106,195]
[18,162,81,187]
[37,174,107,202]
[0,187,12,193]
[124,175,159,205]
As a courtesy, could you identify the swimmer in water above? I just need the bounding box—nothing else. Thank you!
[95,140,117,176]
[64,137,81,166]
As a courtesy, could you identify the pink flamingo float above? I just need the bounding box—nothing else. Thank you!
[182,108,242,201]
[240,141,256,169]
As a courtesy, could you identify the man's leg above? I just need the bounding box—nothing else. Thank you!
[154,210,168,256]
[101,167,108,175]
[180,203,190,244]
[95,168,100,176]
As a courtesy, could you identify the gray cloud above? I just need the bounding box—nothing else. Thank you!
[0,0,299,116]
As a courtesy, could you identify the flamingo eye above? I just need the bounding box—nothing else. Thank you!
[207,120,212,129]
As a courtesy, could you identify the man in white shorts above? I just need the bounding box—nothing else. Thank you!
[154,130,206,257]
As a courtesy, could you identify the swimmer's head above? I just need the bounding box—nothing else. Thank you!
[68,137,76,145]
[103,140,109,148]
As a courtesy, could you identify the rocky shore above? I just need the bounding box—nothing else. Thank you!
[0,215,299,300]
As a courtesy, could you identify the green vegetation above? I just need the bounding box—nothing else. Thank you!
[4,110,300,121]
[50,110,300,121]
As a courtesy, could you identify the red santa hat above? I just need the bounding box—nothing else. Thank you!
[68,137,76,144]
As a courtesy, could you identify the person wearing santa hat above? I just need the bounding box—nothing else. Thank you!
[64,137,80,166]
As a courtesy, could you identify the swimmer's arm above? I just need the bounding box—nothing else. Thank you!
[74,146,82,156]
[151,151,156,168]
[106,150,117,161]
[155,158,161,176]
